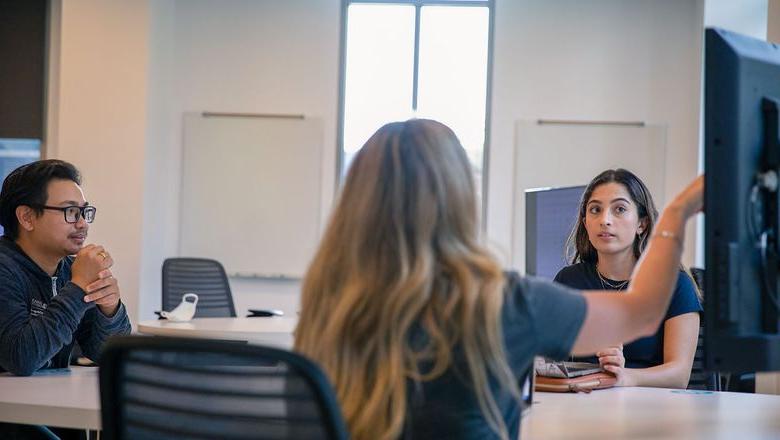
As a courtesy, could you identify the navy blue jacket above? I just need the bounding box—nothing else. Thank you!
[0,236,131,375]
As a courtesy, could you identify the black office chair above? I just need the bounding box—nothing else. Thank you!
[162,257,236,318]
[688,267,721,391]
[99,336,349,440]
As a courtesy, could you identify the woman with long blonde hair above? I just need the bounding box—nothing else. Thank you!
[295,119,703,439]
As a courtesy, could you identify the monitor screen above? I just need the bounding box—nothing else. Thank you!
[0,139,42,236]
[525,185,585,279]
[704,28,780,373]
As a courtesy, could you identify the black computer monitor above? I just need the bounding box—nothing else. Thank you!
[704,28,780,373]
[525,185,585,279]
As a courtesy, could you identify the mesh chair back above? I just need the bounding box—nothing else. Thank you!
[688,267,720,391]
[100,336,349,440]
[162,258,236,318]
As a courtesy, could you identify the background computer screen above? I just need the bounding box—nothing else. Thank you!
[525,185,585,279]
[0,139,41,236]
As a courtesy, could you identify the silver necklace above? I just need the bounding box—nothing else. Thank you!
[596,265,629,290]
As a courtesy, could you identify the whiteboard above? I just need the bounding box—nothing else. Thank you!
[511,120,667,272]
[179,113,323,278]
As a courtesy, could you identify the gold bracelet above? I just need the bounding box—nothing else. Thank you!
[652,230,683,247]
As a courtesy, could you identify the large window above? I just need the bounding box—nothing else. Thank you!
[340,0,493,199]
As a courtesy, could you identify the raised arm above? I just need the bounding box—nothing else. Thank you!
[571,176,703,356]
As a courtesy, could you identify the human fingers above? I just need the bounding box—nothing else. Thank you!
[101,253,114,269]
[72,247,107,290]
[85,275,114,294]
[91,247,113,269]
[602,363,626,377]
[94,291,120,306]
[87,245,105,256]
[599,355,623,367]
[85,288,117,304]
[76,244,97,258]
[603,364,622,376]
[602,360,632,387]
[79,245,108,270]
[83,277,118,302]
[596,347,621,357]
[685,175,704,214]
[674,175,704,217]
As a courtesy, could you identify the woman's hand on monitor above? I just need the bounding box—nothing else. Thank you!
[670,175,704,219]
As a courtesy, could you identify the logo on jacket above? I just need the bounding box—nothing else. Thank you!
[31,298,48,317]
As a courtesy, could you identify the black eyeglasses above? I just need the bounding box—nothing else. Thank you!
[35,205,97,224]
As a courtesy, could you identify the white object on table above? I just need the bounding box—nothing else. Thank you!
[137,317,297,349]
[0,366,100,430]
[159,292,198,322]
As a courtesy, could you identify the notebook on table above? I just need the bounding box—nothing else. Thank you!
[534,358,616,392]
[535,359,604,378]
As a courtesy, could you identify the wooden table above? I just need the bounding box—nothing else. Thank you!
[137,317,297,348]
[0,366,100,430]
[521,387,780,439]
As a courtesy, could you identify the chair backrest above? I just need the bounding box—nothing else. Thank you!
[100,336,349,440]
[687,267,720,391]
[162,257,236,318]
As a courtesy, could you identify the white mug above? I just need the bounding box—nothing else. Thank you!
[160,293,199,322]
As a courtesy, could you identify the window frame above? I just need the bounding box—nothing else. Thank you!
[336,0,495,226]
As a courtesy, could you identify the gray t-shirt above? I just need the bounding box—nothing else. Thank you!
[404,271,587,439]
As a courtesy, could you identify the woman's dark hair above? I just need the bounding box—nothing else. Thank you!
[565,168,658,265]
[0,159,81,239]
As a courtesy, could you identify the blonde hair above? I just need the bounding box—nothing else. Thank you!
[295,119,520,439]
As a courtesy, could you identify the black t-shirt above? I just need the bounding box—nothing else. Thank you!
[404,271,587,439]
[554,262,702,368]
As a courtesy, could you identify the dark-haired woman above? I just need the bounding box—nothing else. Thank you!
[555,169,701,389]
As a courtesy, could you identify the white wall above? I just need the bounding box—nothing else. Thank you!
[153,0,708,318]
[140,0,341,320]
[488,0,704,270]
[705,0,768,39]
[139,0,177,319]
[48,0,718,323]
[47,0,151,323]
[47,0,340,322]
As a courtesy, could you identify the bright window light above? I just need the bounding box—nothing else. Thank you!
[341,1,492,190]
[417,5,490,174]
[342,4,415,160]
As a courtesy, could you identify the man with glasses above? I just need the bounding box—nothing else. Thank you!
[0,159,130,379]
